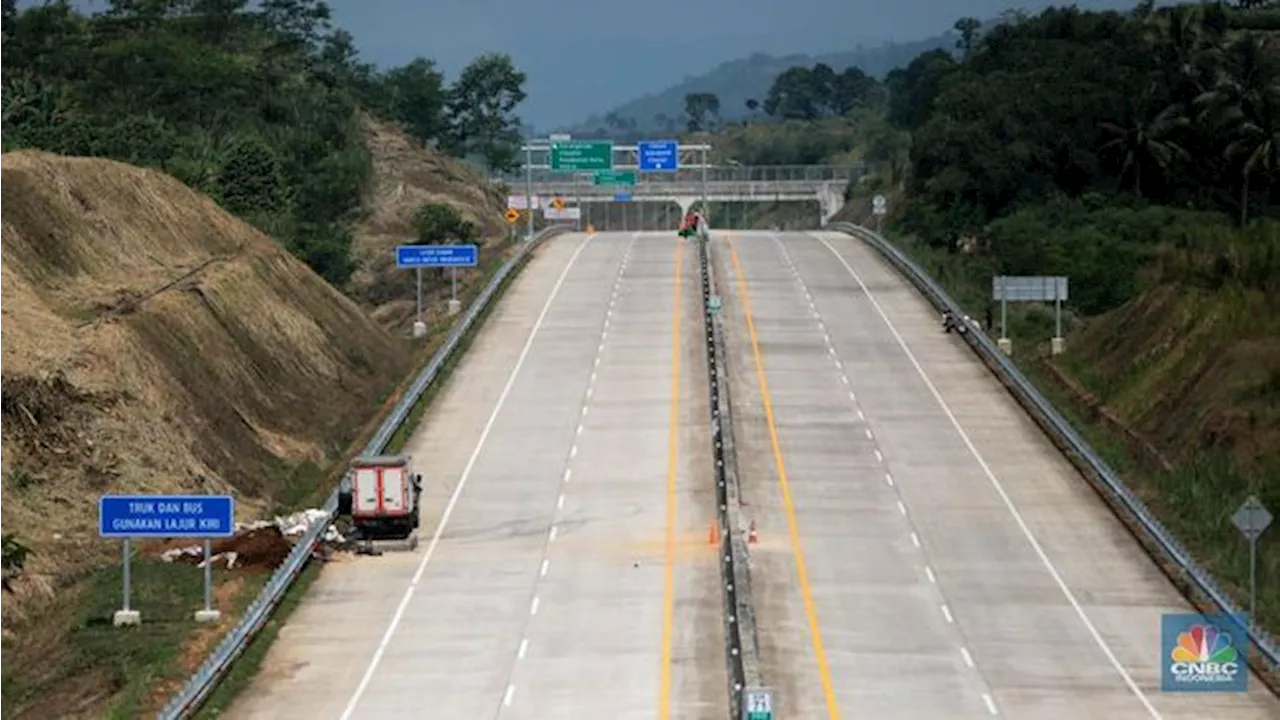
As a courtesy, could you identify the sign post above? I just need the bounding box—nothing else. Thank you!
[1231,496,1273,620]
[396,244,480,319]
[524,144,535,240]
[743,688,774,720]
[504,207,520,243]
[991,275,1069,356]
[872,194,887,233]
[99,494,236,625]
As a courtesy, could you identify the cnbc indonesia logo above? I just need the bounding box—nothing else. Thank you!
[1163,619,1245,691]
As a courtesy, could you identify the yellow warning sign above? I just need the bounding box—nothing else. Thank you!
[504,208,520,223]
[551,196,565,210]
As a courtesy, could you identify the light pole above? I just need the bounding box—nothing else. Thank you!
[701,147,709,222]
[525,143,534,240]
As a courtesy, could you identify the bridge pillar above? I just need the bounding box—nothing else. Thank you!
[818,182,846,226]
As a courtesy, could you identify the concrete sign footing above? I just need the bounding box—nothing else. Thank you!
[114,610,142,626]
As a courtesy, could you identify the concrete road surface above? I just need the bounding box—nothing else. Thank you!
[714,230,1280,720]
[227,232,728,719]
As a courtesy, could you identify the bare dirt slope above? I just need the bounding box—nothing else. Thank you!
[348,117,512,331]
[0,151,408,622]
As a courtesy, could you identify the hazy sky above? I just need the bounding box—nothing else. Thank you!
[326,0,1134,129]
[46,0,1136,129]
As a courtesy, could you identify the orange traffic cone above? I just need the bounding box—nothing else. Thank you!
[747,521,758,544]
[708,522,720,545]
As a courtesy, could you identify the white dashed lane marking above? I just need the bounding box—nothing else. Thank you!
[770,234,1002,716]
[498,237,637,711]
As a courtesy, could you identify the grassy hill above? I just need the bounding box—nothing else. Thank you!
[860,0,1280,646]
[0,3,536,713]
[0,150,413,716]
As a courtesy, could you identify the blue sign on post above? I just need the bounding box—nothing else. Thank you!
[638,140,679,171]
[395,244,479,268]
[99,495,236,538]
[614,192,632,202]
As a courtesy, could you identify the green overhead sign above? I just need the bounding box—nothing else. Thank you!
[593,169,636,186]
[550,140,613,171]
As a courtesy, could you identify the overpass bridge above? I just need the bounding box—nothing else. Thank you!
[493,164,865,225]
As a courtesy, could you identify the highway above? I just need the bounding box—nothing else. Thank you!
[227,232,728,719]
[713,230,1280,719]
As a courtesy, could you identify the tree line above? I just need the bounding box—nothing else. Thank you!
[882,1,1280,313]
[699,1,1277,314]
[1,0,529,285]
[677,62,886,132]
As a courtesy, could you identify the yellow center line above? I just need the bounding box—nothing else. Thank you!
[727,236,841,720]
[658,237,683,720]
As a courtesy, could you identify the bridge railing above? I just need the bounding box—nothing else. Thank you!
[493,164,864,186]
[156,226,573,720]
[828,221,1280,677]
[532,181,834,198]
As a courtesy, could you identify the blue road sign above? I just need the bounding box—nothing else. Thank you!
[99,495,236,538]
[614,192,632,202]
[638,140,679,172]
[395,244,479,269]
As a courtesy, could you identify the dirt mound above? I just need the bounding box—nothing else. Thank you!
[0,151,408,617]
[347,117,514,330]
[160,527,293,572]
[1064,282,1280,473]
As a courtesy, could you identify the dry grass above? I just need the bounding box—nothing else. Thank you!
[1,150,408,622]
[1,130,520,716]
[347,117,513,331]
[1064,283,1280,473]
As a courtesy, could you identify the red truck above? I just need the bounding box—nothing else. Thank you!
[337,454,423,551]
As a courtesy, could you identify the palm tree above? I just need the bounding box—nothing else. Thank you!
[1142,3,1217,105]
[1197,34,1280,223]
[1099,101,1190,198]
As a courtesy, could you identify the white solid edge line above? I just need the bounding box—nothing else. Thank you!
[338,233,595,720]
[811,233,1162,719]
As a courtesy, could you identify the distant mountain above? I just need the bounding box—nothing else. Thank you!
[559,33,959,135]
[558,0,1143,136]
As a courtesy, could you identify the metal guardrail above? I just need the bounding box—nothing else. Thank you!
[827,221,1280,674]
[158,226,571,720]
[696,223,755,718]
[533,181,835,198]
[494,165,865,186]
